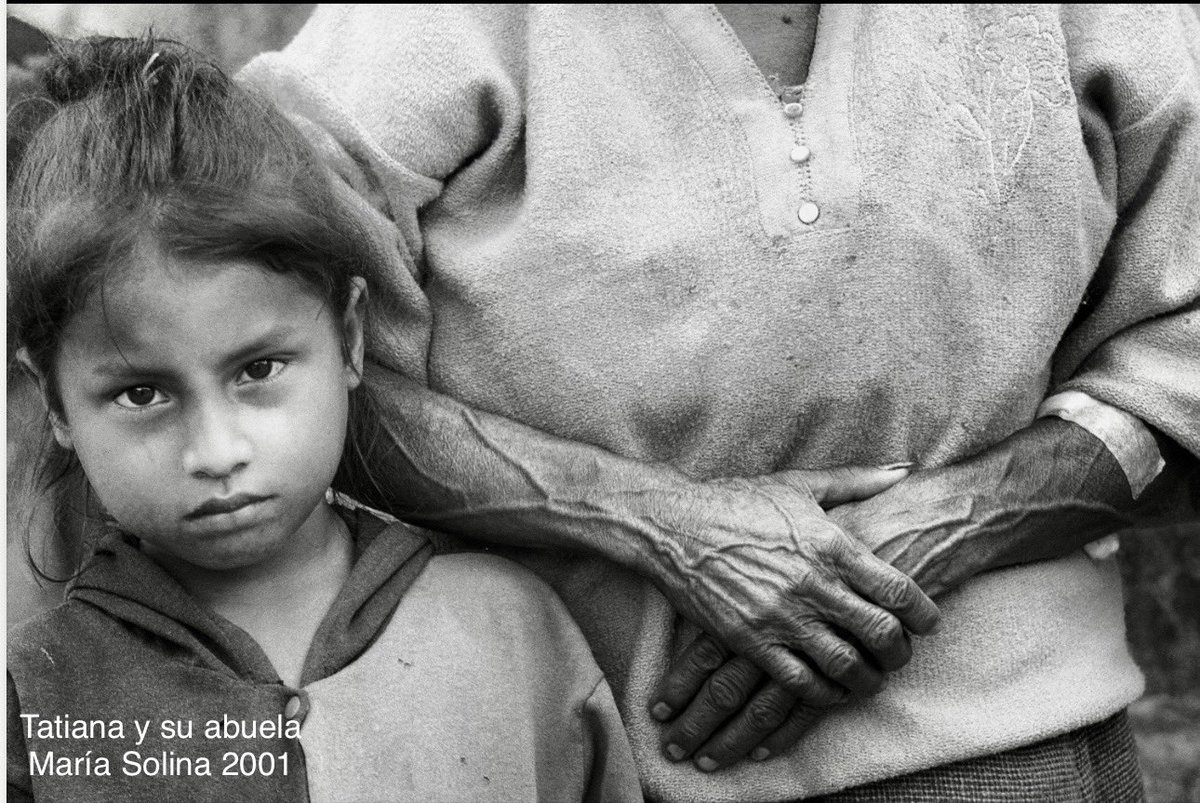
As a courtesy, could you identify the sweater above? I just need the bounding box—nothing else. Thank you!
[7,508,640,802]
[239,5,1200,800]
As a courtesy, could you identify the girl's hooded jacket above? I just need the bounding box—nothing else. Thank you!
[7,508,640,802]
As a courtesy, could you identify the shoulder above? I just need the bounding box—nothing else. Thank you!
[415,552,583,626]
[290,4,528,44]
[253,3,530,87]
[7,601,147,706]
[8,604,106,673]
[391,551,606,685]
[7,604,122,733]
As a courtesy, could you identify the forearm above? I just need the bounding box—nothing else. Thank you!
[832,417,1192,598]
[342,362,691,576]
[341,362,940,698]
[348,365,870,597]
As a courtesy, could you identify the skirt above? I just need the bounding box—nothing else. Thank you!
[813,711,1144,802]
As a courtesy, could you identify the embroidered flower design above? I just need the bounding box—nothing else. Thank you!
[924,12,1073,204]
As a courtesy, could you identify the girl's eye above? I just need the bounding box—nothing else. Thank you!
[240,359,284,383]
[114,386,166,409]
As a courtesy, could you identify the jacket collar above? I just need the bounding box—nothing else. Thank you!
[67,506,434,686]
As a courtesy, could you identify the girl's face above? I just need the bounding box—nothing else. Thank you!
[46,252,364,575]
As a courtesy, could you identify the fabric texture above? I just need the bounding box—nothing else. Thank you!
[816,711,1144,803]
[7,508,640,802]
[238,5,1200,800]
[298,552,640,802]
[1037,390,1166,500]
[1037,390,1166,559]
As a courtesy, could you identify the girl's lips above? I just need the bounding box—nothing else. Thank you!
[185,494,270,520]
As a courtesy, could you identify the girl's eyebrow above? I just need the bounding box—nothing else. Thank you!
[86,323,305,380]
[222,324,302,366]
[89,361,165,381]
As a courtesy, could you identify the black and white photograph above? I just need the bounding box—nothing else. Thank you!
[6,4,1200,801]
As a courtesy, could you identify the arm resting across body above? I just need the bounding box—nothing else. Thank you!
[651,415,1197,772]
[833,416,1197,597]
[342,364,939,701]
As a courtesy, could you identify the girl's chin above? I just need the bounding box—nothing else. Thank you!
[140,527,291,576]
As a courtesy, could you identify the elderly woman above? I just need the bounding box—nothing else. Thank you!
[240,5,1199,800]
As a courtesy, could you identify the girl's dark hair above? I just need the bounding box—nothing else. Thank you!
[8,35,389,578]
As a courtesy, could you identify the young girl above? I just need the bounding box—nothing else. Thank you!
[6,36,639,802]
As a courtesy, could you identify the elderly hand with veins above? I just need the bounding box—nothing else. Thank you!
[651,417,1185,773]
[639,465,940,758]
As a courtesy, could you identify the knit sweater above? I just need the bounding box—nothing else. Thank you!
[7,509,640,802]
[239,5,1200,800]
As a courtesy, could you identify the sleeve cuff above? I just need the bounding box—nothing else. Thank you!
[1036,390,1165,560]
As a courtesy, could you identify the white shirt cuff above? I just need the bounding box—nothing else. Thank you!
[1036,390,1164,560]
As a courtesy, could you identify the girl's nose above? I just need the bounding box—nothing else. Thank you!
[181,399,252,479]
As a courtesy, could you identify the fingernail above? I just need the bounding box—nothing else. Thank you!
[752,747,771,761]
[666,744,686,761]
[651,702,672,721]
[696,756,718,773]
[878,461,915,471]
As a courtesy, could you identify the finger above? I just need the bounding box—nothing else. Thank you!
[753,644,847,707]
[840,549,941,635]
[755,702,828,761]
[821,585,912,672]
[662,656,762,762]
[787,465,911,508]
[855,616,912,673]
[650,633,729,722]
[692,682,795,771]
[797,620,887,697]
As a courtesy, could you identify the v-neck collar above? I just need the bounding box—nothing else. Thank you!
[655,4,863,236]
[714,4,822,89]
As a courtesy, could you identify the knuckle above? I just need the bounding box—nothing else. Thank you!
[744,695,791,731]
[672,720,700,744]
[819,528,854,560]
[787,568,814,595]
[745,604,775,631]
[750,597,794,633]
[776,663,809,694]
[781,665,846,707]
[705,673,748,711]
[687,638,727,672]
[877,573,914,609]
[823,643,861,679]
[672,717,705,746]
[866,614,903,650]
[777,663,837,706]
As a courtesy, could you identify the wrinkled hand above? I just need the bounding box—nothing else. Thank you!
[639,466,938,737]
[643,465,938,771]
[647,416,1185,772]
[651,632,844,770]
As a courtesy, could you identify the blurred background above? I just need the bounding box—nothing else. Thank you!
[7,5,1200,800]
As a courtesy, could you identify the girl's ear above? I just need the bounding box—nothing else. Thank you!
[15,347,74,450]
[342,277,368,390]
